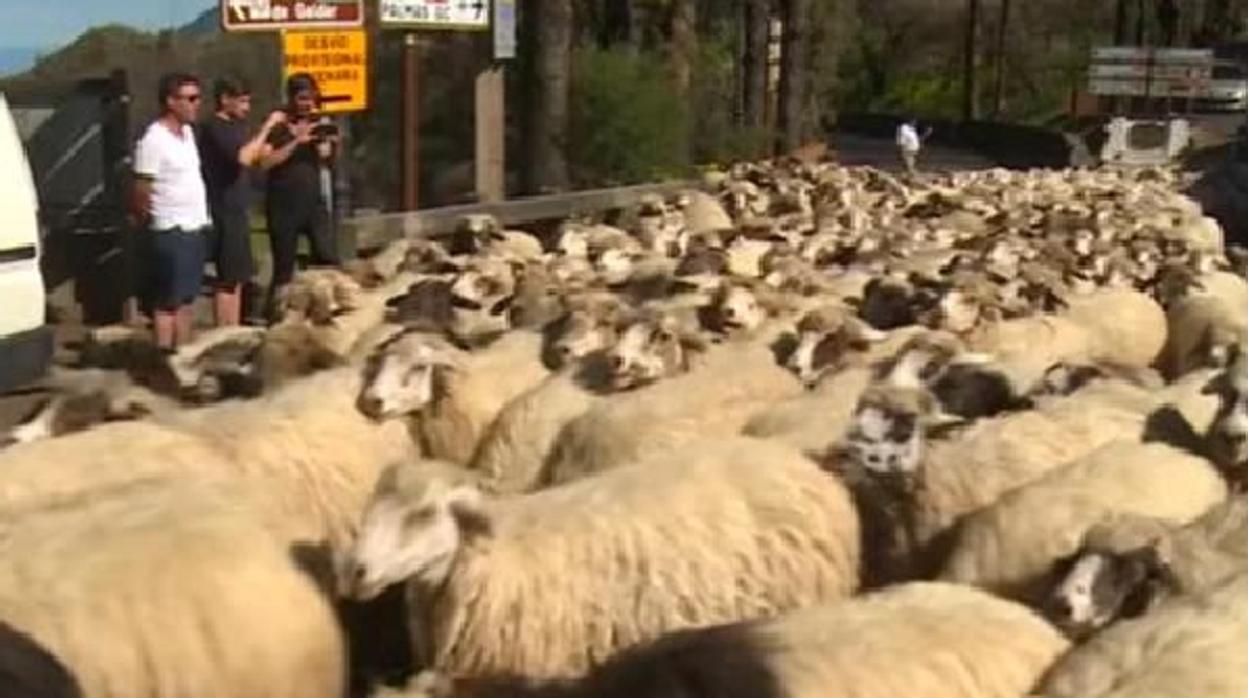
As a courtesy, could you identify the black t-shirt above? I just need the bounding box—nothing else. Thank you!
[265,121,323,205]
[197,115,250,207]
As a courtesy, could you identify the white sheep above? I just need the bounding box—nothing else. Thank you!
[357,330,551,465]
[380,582,1068,698]
[1158,270,1248,380]
[0,478,346,698]
[939,440,1227,604]
[1033,572,1248,698]
[965,288,1168,393]
[0,360,416,549]
[342,437,861,681]
[1,368,179,448]
[543,337,802,483]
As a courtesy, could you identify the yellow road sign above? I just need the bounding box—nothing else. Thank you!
[282,29,369,113]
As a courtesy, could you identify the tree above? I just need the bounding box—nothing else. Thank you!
[742,0,770,132]
[962,0,981,121]
[992,0,1012,117]
[669,0,698,99]
[527,0,573,193]
[777,0,811,152]
[1114,0,1129,44]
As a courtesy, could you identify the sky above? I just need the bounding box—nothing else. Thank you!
[0,0,209,50]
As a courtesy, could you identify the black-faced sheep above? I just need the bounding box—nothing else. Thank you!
[1033,572,1248,698]
[0,479,345,698]
[377,582,1068,698]
[1038,494,1248,640]
[939,440,1227,606]
[341,437,860,681]
[1203,347,1248,488]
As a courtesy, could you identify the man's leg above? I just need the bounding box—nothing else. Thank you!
[266,204,301,320]
[153,310,178,350]
[175,304,196,347]
[214,284,242,327]
[306,199,340,267]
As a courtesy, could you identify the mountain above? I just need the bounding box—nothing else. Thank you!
[179,7,220,37]
[0,48,42,77]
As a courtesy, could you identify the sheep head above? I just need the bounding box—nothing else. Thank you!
[700,282,769,335]
[343,464,490,600]
[543,295,626,368]
[358,333,464,421]
[840,386,961,478]
[278,269,363,325]
[784,307,886,386]
[1204,346,1248,478]
[1042,542,1177,641]
[448,260,517,340]
[604,313,706,391]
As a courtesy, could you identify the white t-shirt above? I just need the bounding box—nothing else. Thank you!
[134,121,211,231]
[896,123,921,152]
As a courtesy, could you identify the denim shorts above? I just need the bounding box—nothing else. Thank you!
[142,225,207,310]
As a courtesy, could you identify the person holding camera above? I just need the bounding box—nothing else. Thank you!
[258,72,340,316]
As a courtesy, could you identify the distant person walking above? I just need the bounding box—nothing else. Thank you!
[198,77,285,326]
[259,72,340,316]
[896,117,929,177]
[131,72,211,350]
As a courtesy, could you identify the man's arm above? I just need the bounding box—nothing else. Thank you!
[258,120,314,171]
[239,111,287,168]
[130,131,158,225]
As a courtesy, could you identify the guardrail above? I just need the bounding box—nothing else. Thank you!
[341,180,696,256]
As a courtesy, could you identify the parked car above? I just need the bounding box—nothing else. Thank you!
[1201,61,1248,112]
[0,92,52,392]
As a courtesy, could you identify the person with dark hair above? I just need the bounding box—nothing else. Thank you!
[131,72,210,350]
[258,71,341,316]
[197,76,286,326]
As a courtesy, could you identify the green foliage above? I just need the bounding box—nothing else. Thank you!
[687,38,771,164]
[568,46,692,186]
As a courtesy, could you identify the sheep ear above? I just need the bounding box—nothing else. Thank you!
[447,486,493,539]
[1201,375,1228,397]
[1119,546,1177,619]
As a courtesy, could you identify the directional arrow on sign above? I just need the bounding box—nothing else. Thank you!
[228,0,251,21]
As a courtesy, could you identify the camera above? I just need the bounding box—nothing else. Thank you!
[312,121,339,140]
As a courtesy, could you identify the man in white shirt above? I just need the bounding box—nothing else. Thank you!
[131,73,211,350]
[896,117,924,176]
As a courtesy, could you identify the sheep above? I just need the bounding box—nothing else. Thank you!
[341,436,860,681]
[0,360,416,549]
[1033,572,1248,698]
[677,189,733,235]
[939,440,1228,606]
[1,368,179,448]
[356,330,551,465]
[345,238,416,288]
[964,288,1168,393]
[379,582,1068,698]
[826,380,1165,584]
[1203,347,1248,488]
[544,336,802,483]
[0,478,346,698]
[1157,269,1248,379]
[1038,494,1248,639]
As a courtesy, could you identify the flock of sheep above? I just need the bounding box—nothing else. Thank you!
[1,156,1246,698]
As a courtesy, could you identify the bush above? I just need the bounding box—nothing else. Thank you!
[568,46,692,187]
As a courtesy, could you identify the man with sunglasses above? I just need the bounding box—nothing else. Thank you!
[131,73,211,350]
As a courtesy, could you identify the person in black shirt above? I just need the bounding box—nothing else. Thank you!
[198,77,285,326]
[259,72,341,316]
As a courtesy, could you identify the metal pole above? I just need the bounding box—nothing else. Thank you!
[401,33,421,211]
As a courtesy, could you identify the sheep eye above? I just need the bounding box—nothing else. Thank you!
[403,507,437,530]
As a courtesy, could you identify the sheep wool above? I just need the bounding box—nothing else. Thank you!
[0,479,345,698]
[424,437,859,680]
[388,583,1069,698]
[940,440,1227,603]
[544,341,802,482]
[1034,572,1248,698]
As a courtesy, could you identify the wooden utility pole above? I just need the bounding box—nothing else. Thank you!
[992,0,1012,118]
[475,63,506,203]
[401,33,421,211]
[962,0,981,122]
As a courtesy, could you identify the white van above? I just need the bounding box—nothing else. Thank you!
[0,93,51,392]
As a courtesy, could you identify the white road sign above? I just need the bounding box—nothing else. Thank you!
[380,0,491,30]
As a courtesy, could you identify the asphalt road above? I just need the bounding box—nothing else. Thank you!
[831,133,997,174]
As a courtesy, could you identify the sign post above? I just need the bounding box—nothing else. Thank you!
[381,0,499,210]
[221,0,364,31]
[281,29,369,113]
